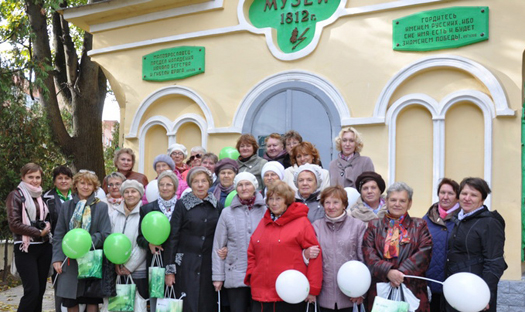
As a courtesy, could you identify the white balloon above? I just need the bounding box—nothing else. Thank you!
[443,272,490,312]
[275,270,310,304]
[344,187,361,208]
[337,260,371,297]
[145,180,159,202]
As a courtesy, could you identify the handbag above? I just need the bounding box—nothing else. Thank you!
[353,302,366,312]
[108,275,136,312]
[156,286,184,312]
[84,254,117,298]
[78,249,103,279]
[372,285,410,312]
[149,252,165,298]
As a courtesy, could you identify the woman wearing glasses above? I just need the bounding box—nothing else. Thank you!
[103,172,126,213]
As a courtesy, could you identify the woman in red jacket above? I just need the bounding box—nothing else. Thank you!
[245,181,323,312]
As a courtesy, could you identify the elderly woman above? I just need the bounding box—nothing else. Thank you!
[284,141,330,192]
[294,164,325,223]
[308,186,367,312]
[164,167,222,312]
[446,178,507,312]
[212,172,266,312]
[349,171,388,222]
[261,161,285,197]
[245,181,322,312]
[52,170,112,312]
[201,152,219,186]
[209,158,239,206]
[110,180,148,299]
[421,178,460,312]
[236,134,268,190]
[363,182,432,312]
[329,127,374,188]
[143,154,187,205]
[7,163,52,312]
[263,133,291,168]
[283,130,303,168]
[168,143,190,175]
[137,170,179,311]
[103,148,148,193]
[103,172,127,212]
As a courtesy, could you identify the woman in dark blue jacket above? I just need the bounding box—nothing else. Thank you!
[422,178,460,312]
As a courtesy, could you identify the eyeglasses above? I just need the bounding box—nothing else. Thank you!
[159,183,175,188]
[189,154,202,161]
[79,169,95,174]
[171,151,184,156]
[108,183,122,188]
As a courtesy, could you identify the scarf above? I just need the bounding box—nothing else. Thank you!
[326,210,347,222]
[158,196,177,221]
[56,187,71,202]
[383,213,410,259]
[17,181,47,253]
[69,197,97,231]
[438,202,460,219]
[213,183,234,202]
[106,196,123,205]
[339,152,355,162]
[263,149,287,161]
[239,196,256,210]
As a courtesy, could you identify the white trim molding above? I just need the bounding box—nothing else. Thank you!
[234,70,351,131]
[137,116,172,173]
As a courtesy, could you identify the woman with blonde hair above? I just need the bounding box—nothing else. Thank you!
[102,148,148,193]
[329,127,374,188]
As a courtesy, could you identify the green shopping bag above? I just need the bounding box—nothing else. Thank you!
[156,287,184,312]
[149,253,165,298]
[108,275,136,312]
[371,296,409,312]
[77,249,103,279]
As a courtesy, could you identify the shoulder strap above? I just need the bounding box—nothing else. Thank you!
[16,188,33,222]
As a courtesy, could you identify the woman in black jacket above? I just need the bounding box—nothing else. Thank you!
[446,177,507,312]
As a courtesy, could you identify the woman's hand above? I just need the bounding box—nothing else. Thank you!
[217,247,228,260]
[120,265,131,275]
[213,281,223,292]
[40,222,51,237]
[350,297,364,305]
[53,261,63,274]
[149,243,163,254]
[165,274,175,286]
[306,294,316,303]
[304,245,320,259]
[387,269,405,287]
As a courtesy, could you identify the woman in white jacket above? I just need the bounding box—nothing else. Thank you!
[110,180,148,299]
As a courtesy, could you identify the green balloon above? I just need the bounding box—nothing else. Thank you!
[224,190,237,207]
[141,211,171,245]
[104,233,132,264]
[219,147,240,160]
[62,228,92,259]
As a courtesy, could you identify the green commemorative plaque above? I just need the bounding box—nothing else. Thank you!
[393,7,489,52]
[142,46,205,81]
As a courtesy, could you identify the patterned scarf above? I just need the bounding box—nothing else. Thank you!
[69,197,97,231]
[383,213,410,259]
[106,196,123,205]
[239,196,256,210]
[339,152,355,162]
[17,181,48,252]
[213,183,234,202]
[158,196,177,221]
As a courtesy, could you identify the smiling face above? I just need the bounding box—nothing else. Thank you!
[340,131,357,156]
[297,171,317,198]
[191,172,210,199]
[237,180,256,200]
[438,183,458,210]
[266,138,284,158]
[107,177,123,198]
[54,173,72,194]
[239,143,255,159]
[170,151,185,166]
[76,179,95,200]
[117,153,133,172]
[286,138,300,154]
[158,176,176,200]
[386,190,411,219]
[295,152,314,166]
[459,184,484,213]
[267,194,287,216]
[155,162,171,176]
[123,187,141,208]
[263,170,280,187]
[361,180,381,208]
[22,170,42,188]
[190,151,203,167]
[323,195,345,218]
[219,169,236,188]
[202,157,216,173]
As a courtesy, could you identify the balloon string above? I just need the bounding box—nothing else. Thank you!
[52,258,68,287]
[404,275,443,285]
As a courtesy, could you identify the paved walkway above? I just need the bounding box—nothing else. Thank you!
[0,279,55,312]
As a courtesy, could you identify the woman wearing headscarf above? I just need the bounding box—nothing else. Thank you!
[7,163,52,312]
[103,172,127,213]
[236,134,267,190]
[363,182,432,312]
[52,170,112,311]
[294,164,325,223]
[329,127,374,188]
[245,181,323,312]
[445,178,507,312]
[164,167,223,312]
[210,158,239,206]
[284,141,330,192]
[102,148,148,193]
[349,171,388,222]
[261,161,285,198]
[137,170,179,311]
[212,172,266,312]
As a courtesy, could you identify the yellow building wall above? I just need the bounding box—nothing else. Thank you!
[71,0,523,279]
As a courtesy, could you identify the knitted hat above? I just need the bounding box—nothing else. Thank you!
[153,154,175,171]
[293,164,322,189]
[214,158,239,176]
[355,171,385,194]
[167,144,188,158]
[234,172,259,190]
[120,179,145,197]
[186,166,213,186]
[158,170,179,192]
[261,161,285,180]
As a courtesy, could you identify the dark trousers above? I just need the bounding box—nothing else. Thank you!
[226,287,251,312]
[251,300,306,312]
[430,292,444,312]
[14,242,52,312]
[319,305,353,312]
